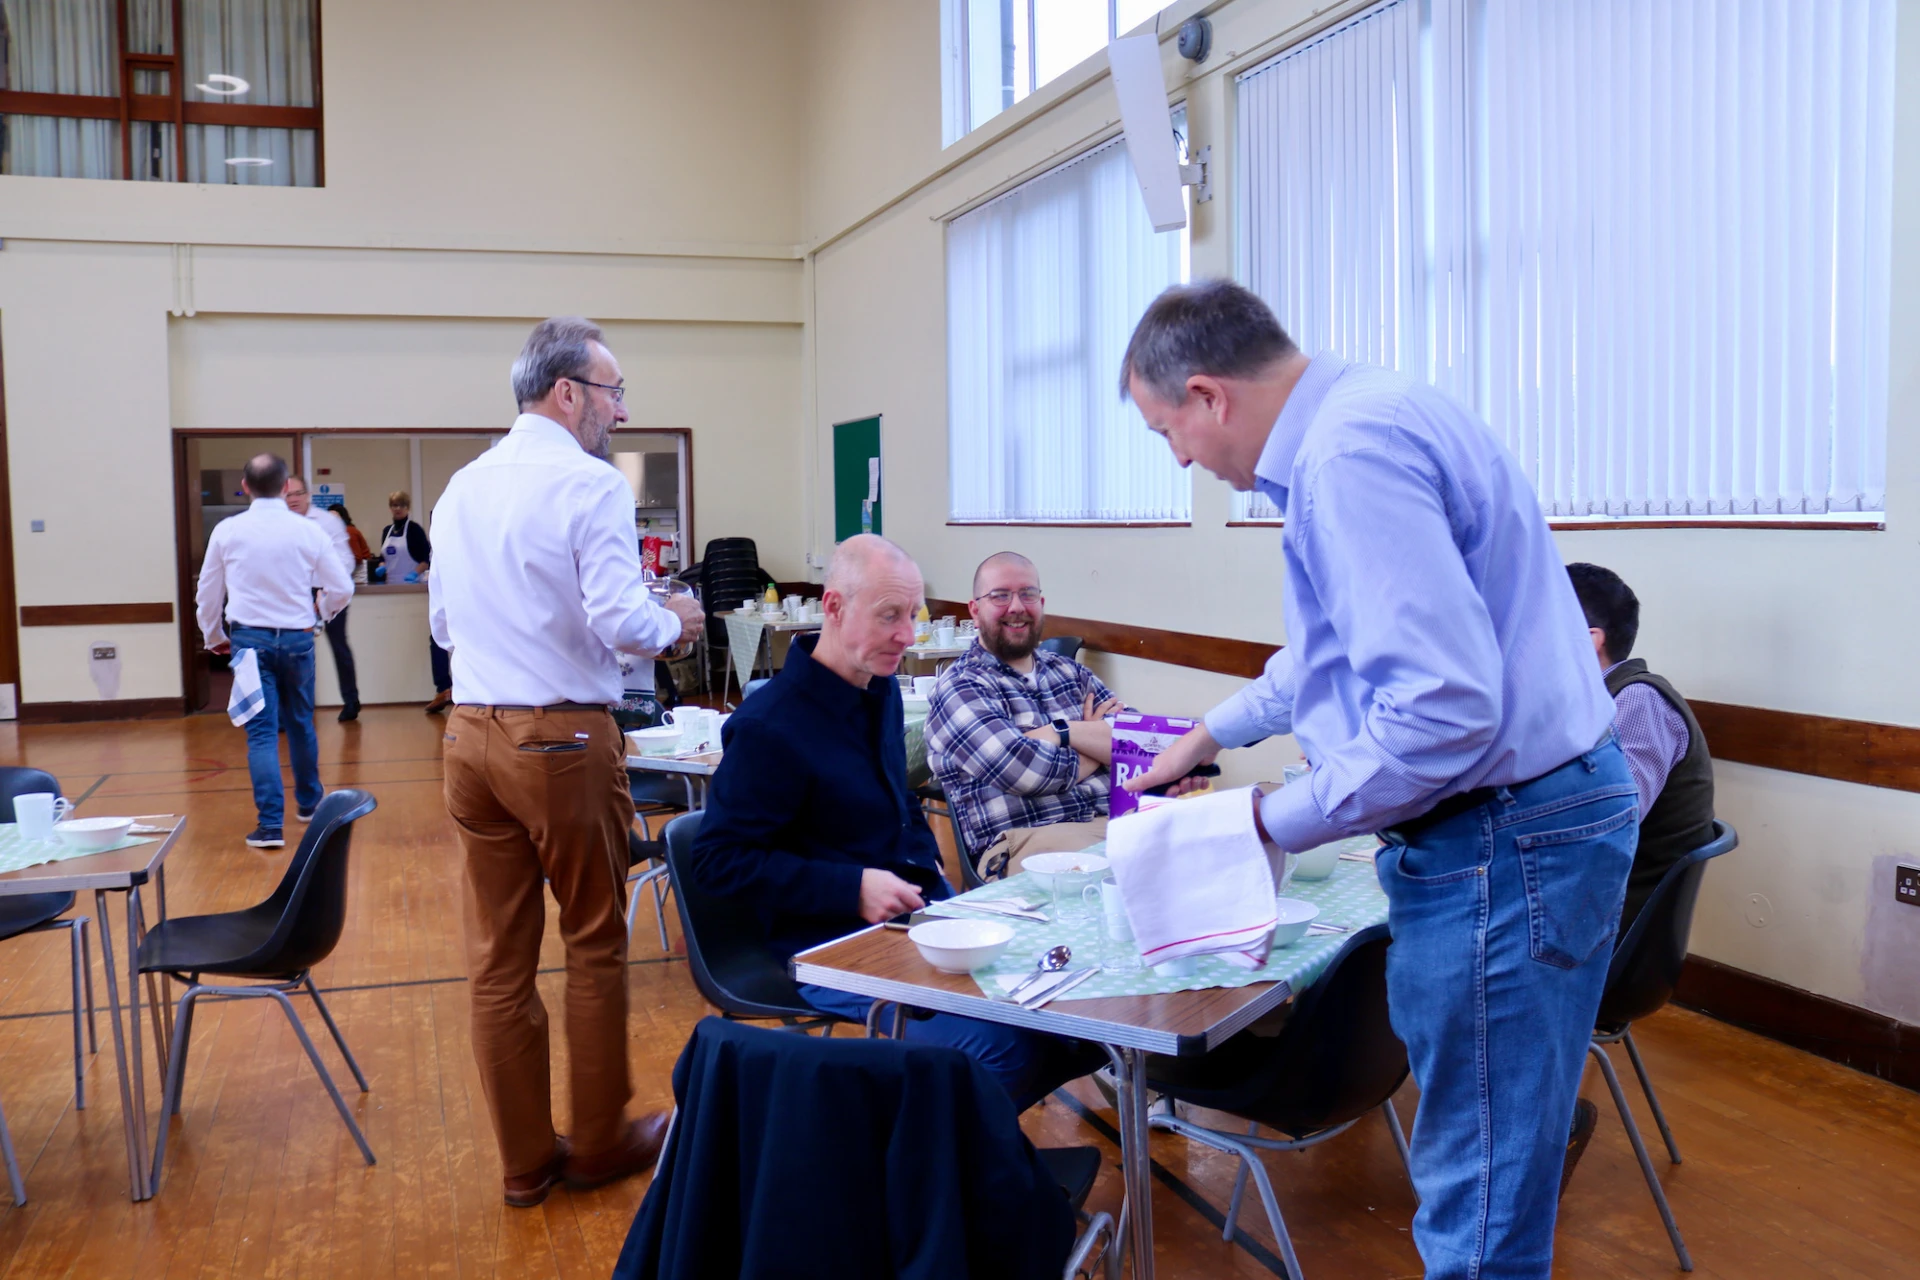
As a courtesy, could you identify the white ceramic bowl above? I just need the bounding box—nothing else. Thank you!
[1020,851,1110,892]
[53,816,135,853]
[626,726,683,757]
[908,918,1015,973]
[901,695,930,714]
[1291,841,1344,881]
[1271,896,1322,947]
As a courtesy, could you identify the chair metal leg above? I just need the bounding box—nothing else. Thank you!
[79,917,97,1053]
[1381,1098,1417,1200]
[651,870,671,951]
[148,986,203,1195]
[1222,1120,1257,1240]
[0,1090,23,1206]
[1622,1028,1682,1165]
[267,989,375,1166]
[302,977,370,1093]
[1590,1042,1692,1271]
[67,921,86,1109]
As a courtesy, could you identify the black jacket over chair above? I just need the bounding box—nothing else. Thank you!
[615,1017,1077,1280]
[0,768,70,934]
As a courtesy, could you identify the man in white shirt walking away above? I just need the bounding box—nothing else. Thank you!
[196,453,354,850]
[429,316,704,1208]
[285,475,362,722]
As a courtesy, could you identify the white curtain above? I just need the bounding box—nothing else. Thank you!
[1233,0,1422,520]
[1480,0,1894,517]
[948,132,1190,522]
[1,0,119,178]
[182,0,317,186]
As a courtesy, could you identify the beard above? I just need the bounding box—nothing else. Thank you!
[579,401,616,460]
[981,609,1042,661]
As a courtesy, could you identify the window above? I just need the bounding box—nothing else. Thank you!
[0,0,323,185]
[947,127,1190,523]
[1233,0,1423,521]
[943,0,1180,145]
[1234,0,1895,523]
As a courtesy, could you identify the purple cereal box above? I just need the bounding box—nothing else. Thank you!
[1109,712,1200,819]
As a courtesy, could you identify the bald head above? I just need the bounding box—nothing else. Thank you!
[972,551,1037,598]
[243,453,289,499]
[813,535,924,688]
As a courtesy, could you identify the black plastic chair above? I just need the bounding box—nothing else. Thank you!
[1144,926,1412,1279]
[141,790,379,1195]
[0,768,96,1118]
[1585,820,1738,1272]
[626,772,695,952]
[663,812,839,1030]
[741,676,773,701]
[1037,636,1085,661]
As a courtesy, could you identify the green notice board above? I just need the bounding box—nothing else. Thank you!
[833,416,882,542]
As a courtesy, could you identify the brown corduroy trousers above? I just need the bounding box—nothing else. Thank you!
[443,704,636,1178]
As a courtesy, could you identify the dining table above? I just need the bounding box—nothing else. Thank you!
[626,703,934,808]
[0,816,189,1201]
[790,848,1389,1280]
[720,609,824,706]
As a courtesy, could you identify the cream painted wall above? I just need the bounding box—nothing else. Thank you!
[798,0,1920,1023]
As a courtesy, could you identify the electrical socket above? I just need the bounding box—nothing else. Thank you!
[1897,864,1920,908]
[92,646,116,661]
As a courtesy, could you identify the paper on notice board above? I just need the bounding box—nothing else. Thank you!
[867,456,880,502]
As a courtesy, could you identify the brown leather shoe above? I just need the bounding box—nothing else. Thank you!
[425,690,452,714]
[503,1135,571,1208]
[563,1111,671,1191]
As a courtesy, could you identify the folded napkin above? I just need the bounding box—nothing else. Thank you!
[1105,785,1279,970]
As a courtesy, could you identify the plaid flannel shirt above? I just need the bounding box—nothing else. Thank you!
[926,640,1124,856]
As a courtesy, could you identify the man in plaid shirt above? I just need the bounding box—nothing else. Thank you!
[927,552,1127,865]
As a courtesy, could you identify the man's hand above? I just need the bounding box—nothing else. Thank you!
[1122,723,1221,794]
[1084,689,1123,721]
[208,640,231,657]
[665,594,705,642]
[857,869,926,923]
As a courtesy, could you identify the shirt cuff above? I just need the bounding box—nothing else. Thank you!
[1205,688,1268,751]
[1257,779,1342,854]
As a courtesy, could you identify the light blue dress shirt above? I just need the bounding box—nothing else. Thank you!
[1204,354,1614,852]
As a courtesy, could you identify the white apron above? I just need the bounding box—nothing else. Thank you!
[382,517,424,582]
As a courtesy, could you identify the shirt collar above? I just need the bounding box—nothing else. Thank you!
[1252,352,1351,505]
[787,634,895,715]
[511,412,586,451]
[250,497,289,512]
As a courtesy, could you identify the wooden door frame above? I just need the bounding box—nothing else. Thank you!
[0,344,20,715]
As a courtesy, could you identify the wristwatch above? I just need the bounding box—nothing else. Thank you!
[1052,717,1072,749]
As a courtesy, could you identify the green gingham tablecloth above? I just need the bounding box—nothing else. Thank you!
[0,824,157,876]
[903,706,931,789]
[723,611,770,689]
[923,841,1386,1003]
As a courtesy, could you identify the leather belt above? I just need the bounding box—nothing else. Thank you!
[461,702,613,714]
[1388,786,1499,840]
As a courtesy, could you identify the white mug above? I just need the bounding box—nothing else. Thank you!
[934,623,956,646]
[912,676,937,698]
[667,706,706,750]
[16,792,72,841]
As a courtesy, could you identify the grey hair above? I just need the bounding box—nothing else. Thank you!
[1117,280,1298,405]
[511,316,606,409]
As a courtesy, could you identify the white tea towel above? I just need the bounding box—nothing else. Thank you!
[1105,785,1279,970]
[227,648,264,727]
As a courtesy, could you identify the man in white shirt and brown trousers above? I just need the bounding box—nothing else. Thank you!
[430,317,704,1208]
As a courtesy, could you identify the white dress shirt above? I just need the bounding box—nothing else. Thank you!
[308,506,357,582]
[429,413,682,706]
[196,497,353,648]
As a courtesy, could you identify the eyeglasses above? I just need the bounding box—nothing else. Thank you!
[972,587,1044,607]
[566,376,626,403]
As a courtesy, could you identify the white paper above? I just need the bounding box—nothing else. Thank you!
[866,456,880,502]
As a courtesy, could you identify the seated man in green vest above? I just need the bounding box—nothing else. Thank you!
[1560,562,1717,1191]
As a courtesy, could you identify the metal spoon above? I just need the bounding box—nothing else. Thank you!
[1002,945,1072,1002]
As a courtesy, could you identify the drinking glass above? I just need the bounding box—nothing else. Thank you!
[1052,867,1099,923]
[1082,878,1144,972]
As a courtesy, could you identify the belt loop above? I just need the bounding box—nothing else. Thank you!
[1493,786,1515,806]
[533,705,544,721]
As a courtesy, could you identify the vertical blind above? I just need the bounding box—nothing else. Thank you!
[1234,0,1895,521]
[948,133,1191,522]
[1234,0,1423,519]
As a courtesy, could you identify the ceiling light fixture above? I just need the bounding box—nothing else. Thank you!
[197,74,250,96]
[225,157,273,167]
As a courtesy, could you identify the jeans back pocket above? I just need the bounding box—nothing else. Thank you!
[1515,799,1637,969]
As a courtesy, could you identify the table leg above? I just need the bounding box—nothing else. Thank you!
[1114,1045,1156,1280]
[126,888,152,1198]
[92,889,145,1201]
[721,643,737,709]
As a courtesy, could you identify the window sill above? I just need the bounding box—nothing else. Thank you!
[946,520,1192,528]
[1226,520,1286,528]
[1548,517,1885,532]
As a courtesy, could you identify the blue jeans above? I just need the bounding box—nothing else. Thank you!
[797,983,1101,1112]
[1376,737,1636,1280]
[233,626,324,830]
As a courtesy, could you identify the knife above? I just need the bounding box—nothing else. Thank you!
[1020,966,1101,1009]
[942,899,1050,924]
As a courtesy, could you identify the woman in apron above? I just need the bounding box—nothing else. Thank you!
[380,490,453,712]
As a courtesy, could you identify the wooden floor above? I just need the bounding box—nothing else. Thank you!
[1,709,1916,1279]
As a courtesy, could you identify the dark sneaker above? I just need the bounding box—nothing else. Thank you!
[295,806,318,823]
[337,705,360,723]
[246,828,285,850]
[1561,1098,1600,1197]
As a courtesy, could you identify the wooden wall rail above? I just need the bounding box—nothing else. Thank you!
[20,603,175,627]
[924,599,1276,679]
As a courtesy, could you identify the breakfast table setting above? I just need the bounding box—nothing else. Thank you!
[0,804,191,1201]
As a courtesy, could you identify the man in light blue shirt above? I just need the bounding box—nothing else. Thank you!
[1122,281,1635,1280]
